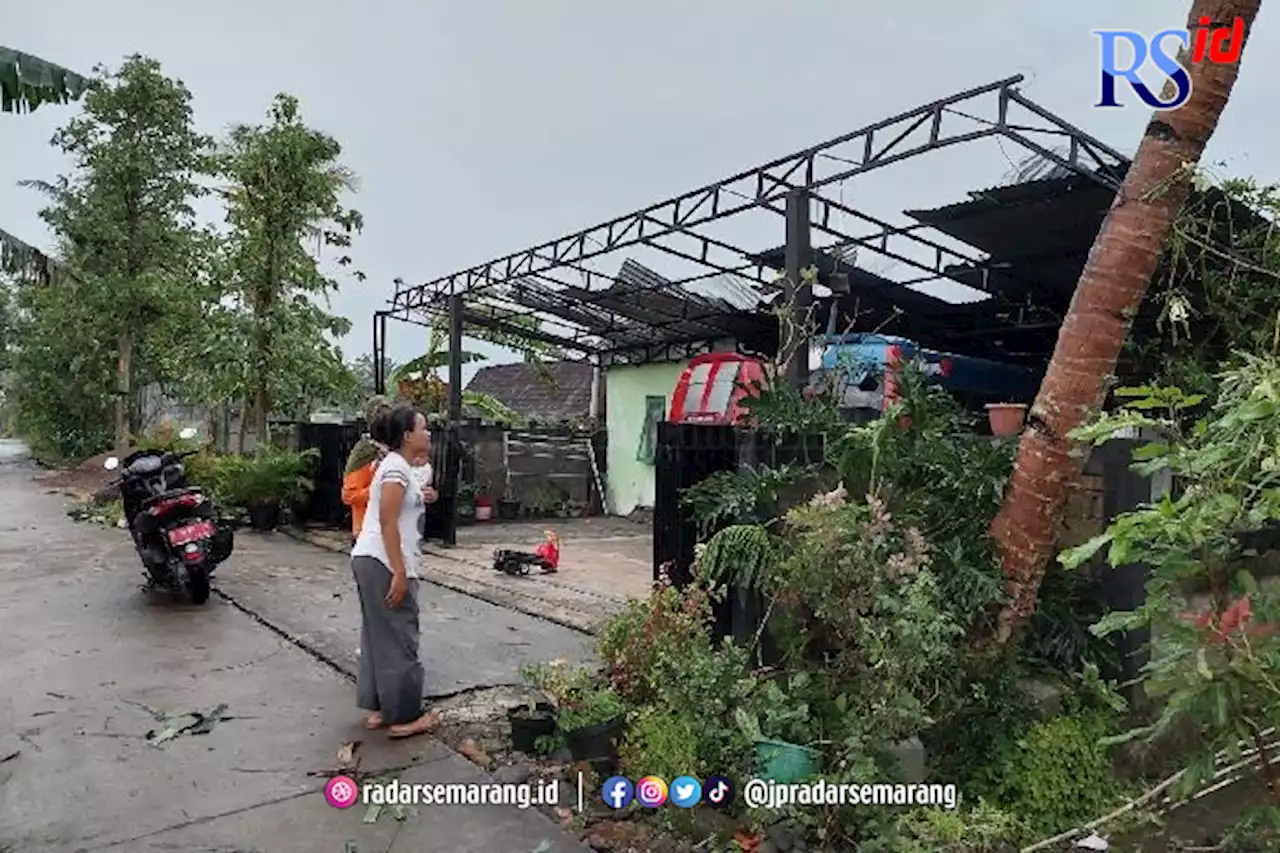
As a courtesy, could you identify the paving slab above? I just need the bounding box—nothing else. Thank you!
[290,515,653,635]
[0,455,591,853]
[135,754,586,853]
[215,531,593,696]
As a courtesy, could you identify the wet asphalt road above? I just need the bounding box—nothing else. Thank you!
[0,447,590,853]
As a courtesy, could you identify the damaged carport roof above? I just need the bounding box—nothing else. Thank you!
[380,76,1148,372]
[496,258,777,357]
[747,244,1056,363]
[904,171,1122,303]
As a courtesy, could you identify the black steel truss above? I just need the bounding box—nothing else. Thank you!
[381,74,1128,364]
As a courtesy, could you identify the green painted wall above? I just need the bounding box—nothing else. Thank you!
[604,361,686,516]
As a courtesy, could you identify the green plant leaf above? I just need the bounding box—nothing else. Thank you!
[1060,533,1113,570]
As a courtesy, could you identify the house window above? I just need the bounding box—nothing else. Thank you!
[636,395,665,464]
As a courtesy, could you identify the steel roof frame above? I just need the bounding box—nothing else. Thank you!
[375,75,1128,368]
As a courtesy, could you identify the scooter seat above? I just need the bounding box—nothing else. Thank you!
[141,488,202,510]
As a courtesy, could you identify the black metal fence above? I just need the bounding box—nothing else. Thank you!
[296,422,362,527]
[652,422,825,644]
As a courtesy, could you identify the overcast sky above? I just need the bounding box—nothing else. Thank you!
[5,1,1276,384]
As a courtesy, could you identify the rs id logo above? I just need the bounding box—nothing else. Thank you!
[1095,16,1247,110]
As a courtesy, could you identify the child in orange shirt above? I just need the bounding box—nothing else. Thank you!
[341,396,392,544]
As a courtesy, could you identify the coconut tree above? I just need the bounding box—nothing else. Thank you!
[987,0,1264,646]
[0,47,89,113]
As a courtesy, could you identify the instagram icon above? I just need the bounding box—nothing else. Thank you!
[636,776,668,807]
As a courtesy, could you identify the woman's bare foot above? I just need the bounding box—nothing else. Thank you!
[387,710,441,739]
[363,712,385,730]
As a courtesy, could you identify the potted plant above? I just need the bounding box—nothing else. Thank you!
[474,475,494,522]
[222,448,317,531]
[558,685,626,773]
[455,481,477,525]
[497,487,521,521]
[734,674,820,783]
[507,698,557,754]
[521,662,626,772]
[985,402,1028,437]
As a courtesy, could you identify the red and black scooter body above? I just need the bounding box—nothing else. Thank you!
[117,449,234,603]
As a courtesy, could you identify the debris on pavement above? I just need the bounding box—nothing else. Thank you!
[65,498,124,528]
[586,820,653,851]
[1074,833,1109,850]
[309,740,366,781]
[144,703,229,746]
[360,774,416,824]
[457,737,491,768]
[337,740,360,768]
[530,842,553,853]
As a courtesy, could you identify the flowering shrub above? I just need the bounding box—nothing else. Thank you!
[1062,358,1280,800]
[597,569,717,704]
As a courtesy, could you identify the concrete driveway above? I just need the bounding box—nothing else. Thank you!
[0,449,592,853]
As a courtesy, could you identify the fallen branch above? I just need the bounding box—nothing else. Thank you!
[1019,727,1278,852]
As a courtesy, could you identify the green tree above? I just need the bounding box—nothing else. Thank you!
[7,268,115,456]
[15,55,212,449]
[348,352,398,400]
[216,93,362,442]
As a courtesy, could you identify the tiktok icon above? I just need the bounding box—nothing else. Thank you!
[702,776,734,809]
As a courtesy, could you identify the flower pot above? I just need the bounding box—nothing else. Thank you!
[498,499,521,521]
[508,702,556,754]
[474,497,494,522]
[564,715,624,774]
[247,499,280,531]
[986,403,1028,437]
[754,739,820,783]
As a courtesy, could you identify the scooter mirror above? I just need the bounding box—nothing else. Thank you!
[178,427,198,440]
[103,457,120,471]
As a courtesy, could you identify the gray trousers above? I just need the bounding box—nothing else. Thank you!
[351,556,424,725]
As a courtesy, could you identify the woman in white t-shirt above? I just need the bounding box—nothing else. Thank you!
[350,404,439,738]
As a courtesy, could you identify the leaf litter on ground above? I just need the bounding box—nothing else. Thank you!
[144,703,230,746]
[308,740,368,783]
[361,773,416,824]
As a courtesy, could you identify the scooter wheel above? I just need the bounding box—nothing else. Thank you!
[187,565,210,604]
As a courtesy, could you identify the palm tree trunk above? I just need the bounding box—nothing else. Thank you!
[986,0,1262,647]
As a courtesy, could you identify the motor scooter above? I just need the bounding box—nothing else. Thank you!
[103,428,234,603]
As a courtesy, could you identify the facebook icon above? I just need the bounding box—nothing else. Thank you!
[601,776,634,809]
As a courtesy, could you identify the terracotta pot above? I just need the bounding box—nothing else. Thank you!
[986,403,1028,437]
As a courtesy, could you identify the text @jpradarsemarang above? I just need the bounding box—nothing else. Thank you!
[743,779,959,810]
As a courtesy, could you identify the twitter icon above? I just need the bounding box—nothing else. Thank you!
[669,776,702,808]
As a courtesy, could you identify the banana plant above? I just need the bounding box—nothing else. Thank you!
[1,47,89,113]
[390,323,526,425]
